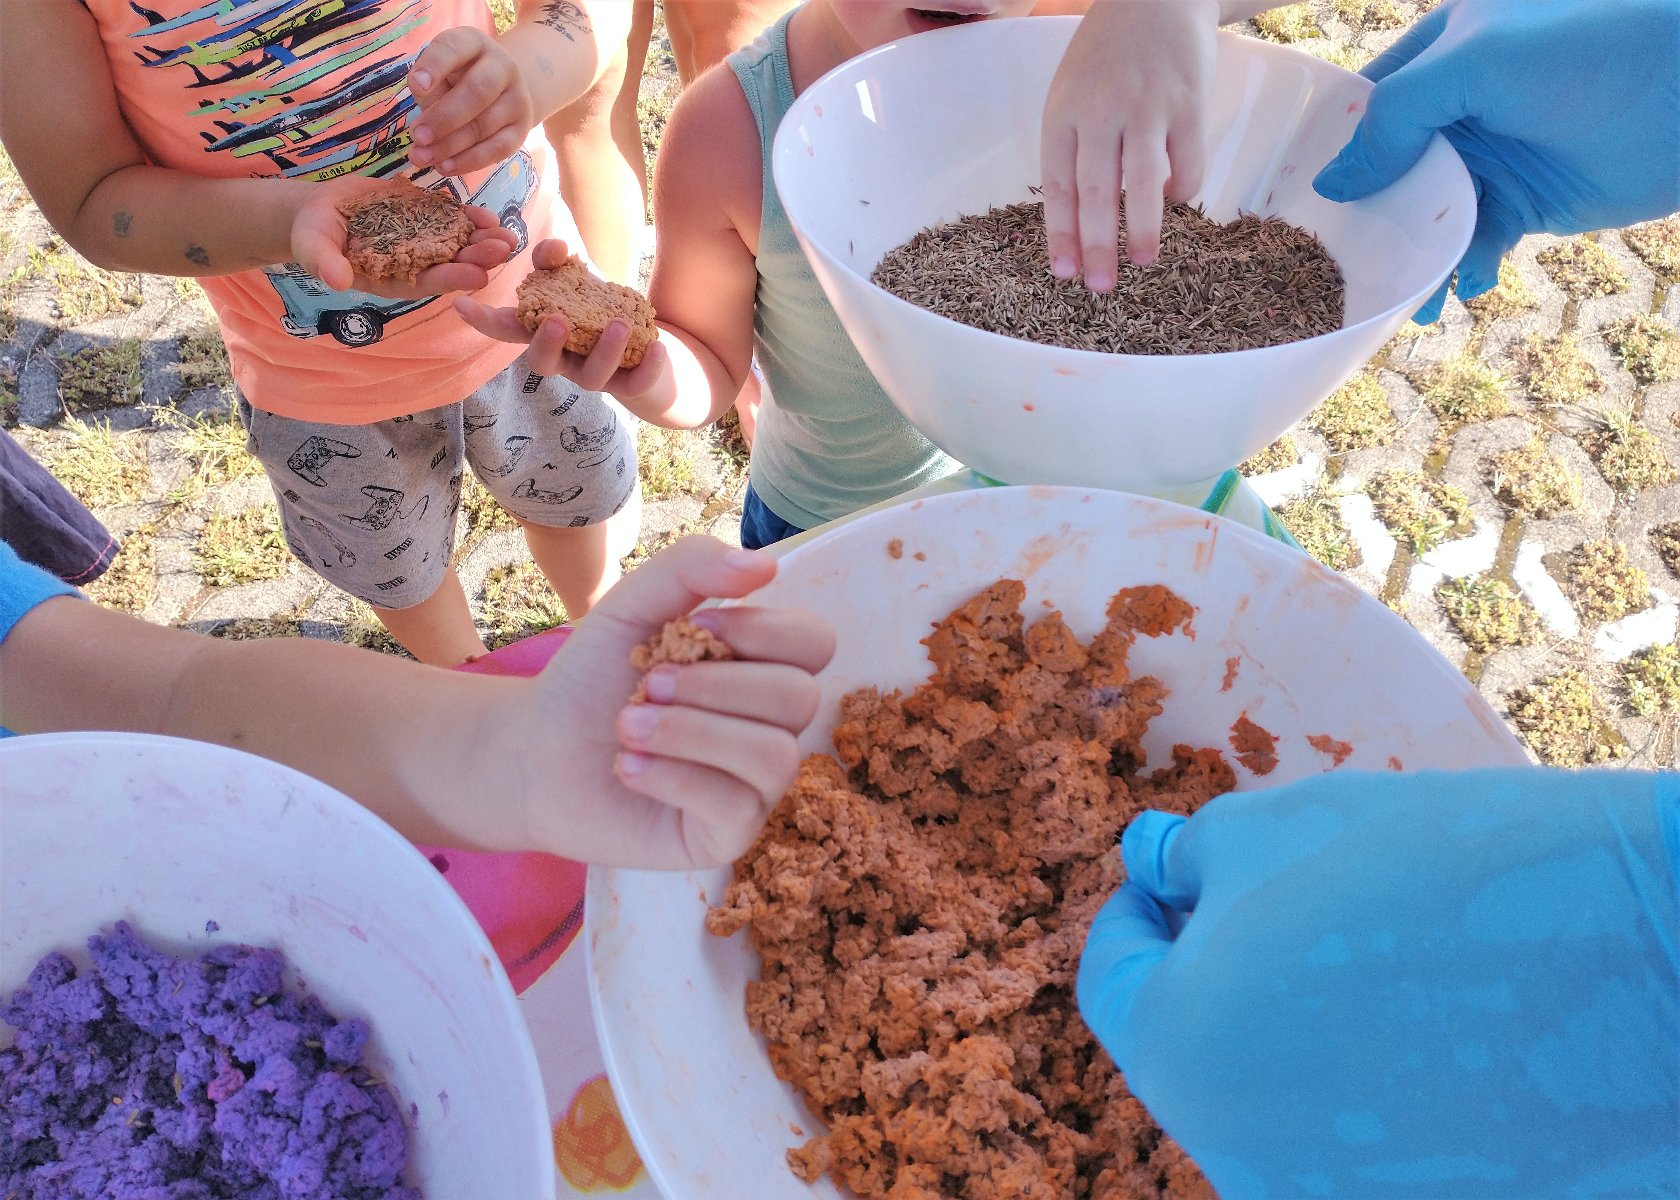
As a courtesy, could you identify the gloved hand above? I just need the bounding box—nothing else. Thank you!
[1312,0,1680,323]
[1077,768,1680,1198]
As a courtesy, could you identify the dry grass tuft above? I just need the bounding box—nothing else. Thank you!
[1556,538,1650,624]
[1366,467,1472,553]
[1537,237,1629,299]
[1488,435,1582,517]
[194,506,290,587]
[1309,370,1396,452]
[1515,332,1602,408]
[1437,574,1543,652]
[1507,668,1627,766]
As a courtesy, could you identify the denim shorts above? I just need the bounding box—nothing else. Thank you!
[739,479,807,550]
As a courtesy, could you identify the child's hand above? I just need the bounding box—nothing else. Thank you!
[407,27,538,176]
[454,239,671,405]
[1040,0,1219,287]
[510,537,835,870]
[292,177,517,298]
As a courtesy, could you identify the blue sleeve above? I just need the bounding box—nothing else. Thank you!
[0,538,80,645]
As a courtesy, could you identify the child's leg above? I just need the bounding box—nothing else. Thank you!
[367,569,487,665]
[467,365,641,622]
[238,398,487,666]
[542,0,656,286]
[516,483,641,618]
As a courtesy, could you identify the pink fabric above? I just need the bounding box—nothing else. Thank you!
[419,627,586,996]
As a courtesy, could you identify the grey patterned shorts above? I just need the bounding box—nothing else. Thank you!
[239,359,637,609]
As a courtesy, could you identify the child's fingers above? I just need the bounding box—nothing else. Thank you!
[525,315,578,375]
[453,296,532,342]
[1120,131,1169,268]
[612,757,775,864]
[616,706,801,807]
[532,239,575,270]
[1074,126,1124,290]
[412,51,513,163]
[408,27,487,110]
[435,132,526,178]
[409,261,493,296]
[1039,121,1083,281]
[455,237,514,271]
[1164,118,1207,206]
[685,606,836,674]
[590,537,777,638]
[427,98,527,175]
[567,321,634,388]
[638,661,822,731]
[292,218,354,291]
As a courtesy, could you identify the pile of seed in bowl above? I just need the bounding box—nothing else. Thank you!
[871,199,1344,354]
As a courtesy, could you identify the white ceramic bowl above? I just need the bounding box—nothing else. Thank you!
[772,17,1476,491]
[0,732,554,1199]
[589,486,1529,1199]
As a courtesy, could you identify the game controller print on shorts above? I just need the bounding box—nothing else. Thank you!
[236,360,637,608]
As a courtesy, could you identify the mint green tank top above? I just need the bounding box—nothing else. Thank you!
[726,13,959,530]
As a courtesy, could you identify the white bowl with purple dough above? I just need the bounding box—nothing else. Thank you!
[771,16,1476,492]
[0,732,553,1199]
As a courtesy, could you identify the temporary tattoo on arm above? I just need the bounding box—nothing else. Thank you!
[185,244,210,268]
[536,1,590,42]
[113,211,133,237]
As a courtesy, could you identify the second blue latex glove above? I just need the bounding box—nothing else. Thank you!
[1313,0,1680,323]
[1077,767,1680,1198]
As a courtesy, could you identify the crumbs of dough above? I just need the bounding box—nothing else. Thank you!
[706,578,1232,1199]
[1306,733,1353,767]
[887,539,904,560]
[1219,656,1239,693]
[629,617,733,702]
[1228,713,1278,776]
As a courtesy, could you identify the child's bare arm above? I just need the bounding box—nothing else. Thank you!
[0,0,307,277]
[408,0,633,176]
[453,67,760,430]
[641,67,765,425]
[2,539,831,869]
[0,2,513,295]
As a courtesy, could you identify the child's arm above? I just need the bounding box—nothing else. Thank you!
[1040,0,1282,288]
[2,538,833,870]
[0,1,511,296]
[455,67,762,431]
[406,0,634,176]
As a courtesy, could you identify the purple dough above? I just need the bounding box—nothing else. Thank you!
[0,922,420,1200]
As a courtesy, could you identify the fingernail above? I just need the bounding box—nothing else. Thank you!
[438,159,455,175]
[642,668,676,703]
[1085,271,1114,292]
[620,704,658,742]
[412,124,432,145]
[412,70,432,92]
[723,548,762,572]
[1051,255,1077,279]
[616,751,651,777]
[686,607,723,633]
[1130,248,1157,268]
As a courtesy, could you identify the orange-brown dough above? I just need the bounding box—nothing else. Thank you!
[706,579,1236,1199]
[628,616,733,702]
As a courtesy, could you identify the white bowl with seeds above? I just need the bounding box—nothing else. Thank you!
[772,16,1476,492]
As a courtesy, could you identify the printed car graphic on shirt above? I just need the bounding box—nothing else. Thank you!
[265,150,538,346]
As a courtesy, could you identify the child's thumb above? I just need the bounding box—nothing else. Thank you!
[591,536,776,636]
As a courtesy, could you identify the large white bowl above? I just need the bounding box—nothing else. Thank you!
[589,486,1529,1199]
[0,732,554,1199]
[772,17,1476,491]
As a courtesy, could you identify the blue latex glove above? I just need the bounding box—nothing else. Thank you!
[1312,0,1680,324]
[1077,768,1680,1198]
